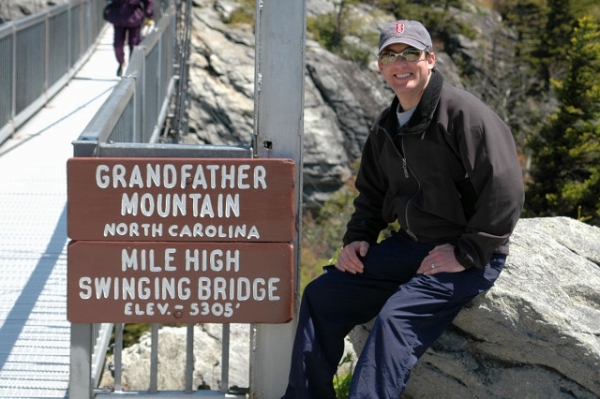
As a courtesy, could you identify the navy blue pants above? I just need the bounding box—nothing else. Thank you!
[282,232,505,398]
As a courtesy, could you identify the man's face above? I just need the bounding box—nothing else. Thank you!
[378,43,435,100]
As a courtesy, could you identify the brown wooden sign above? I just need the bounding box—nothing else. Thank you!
[67,241,293,323]
[67,158,295,242]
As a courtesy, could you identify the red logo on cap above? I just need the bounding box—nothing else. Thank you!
[395,22,405,34]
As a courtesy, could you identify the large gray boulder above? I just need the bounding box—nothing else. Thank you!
[99,324,252,391]
[350,217,600,398]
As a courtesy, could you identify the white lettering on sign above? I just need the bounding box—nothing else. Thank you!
[121,248,179,272]
[119,248,241,273]
[95,163,268,190]
[75,244,286,319]
[123,302,171,316]
[197,277,280,301]
[77,276,279,302]
[184,249,240,272]
[79,276,193,300]
[103,223,261,239]
[119,193,240,218]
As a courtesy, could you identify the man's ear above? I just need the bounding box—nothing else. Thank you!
[427,52,436,70]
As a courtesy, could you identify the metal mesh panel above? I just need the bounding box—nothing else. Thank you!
[15,22,46,114]
[135,67,144,142]
[70,4,82,67]
[143,45,160,143]
[1,0,105,147]
[159,25,171,102]
[48,11,70,88]
[81,1,92,51]
[0,35,13,128]
[94,0,104,36]
[158,37,166,102]
[109,99,136,143]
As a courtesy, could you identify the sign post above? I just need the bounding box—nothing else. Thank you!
[249,0,307,395]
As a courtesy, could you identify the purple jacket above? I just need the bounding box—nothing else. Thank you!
[105,0,153,28]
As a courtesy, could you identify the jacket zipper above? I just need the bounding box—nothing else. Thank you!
[381,125,410,179]
[379,125,421,241]
[400,137,420,241]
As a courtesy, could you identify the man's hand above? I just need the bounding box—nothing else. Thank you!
[417,243,465,275]
[335,241,370,274]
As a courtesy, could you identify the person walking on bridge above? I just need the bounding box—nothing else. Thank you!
[104,0,153,76]
[281,20,524,398]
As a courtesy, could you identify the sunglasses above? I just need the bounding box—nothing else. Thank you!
[379,48,424,65]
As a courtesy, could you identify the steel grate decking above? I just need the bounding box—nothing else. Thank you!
[0,26,118,398]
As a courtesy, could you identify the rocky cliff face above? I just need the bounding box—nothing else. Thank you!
[186,0,481,207]
[0,0,67,24]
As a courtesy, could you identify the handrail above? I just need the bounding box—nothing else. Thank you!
[69,3,243,398]
[73,3,177,155]
[68,0,305,396]
[0,0,104,145]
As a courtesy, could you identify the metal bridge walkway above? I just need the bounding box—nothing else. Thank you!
[0,26,118,398]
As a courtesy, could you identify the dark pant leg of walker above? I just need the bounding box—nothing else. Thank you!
[113,26,127,65]
[127,26,142,58]
[282,233,434,399]
[349,253,506,398]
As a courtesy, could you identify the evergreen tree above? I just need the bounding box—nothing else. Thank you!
[525,16,600,224]
[498,0,546,64]
[533,0,575,90]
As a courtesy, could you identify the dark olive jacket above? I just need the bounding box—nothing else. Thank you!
[343,70,525,269]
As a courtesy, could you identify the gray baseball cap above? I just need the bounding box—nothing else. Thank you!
[378,20,433,54]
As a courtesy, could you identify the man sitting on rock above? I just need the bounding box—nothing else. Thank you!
[281,19,524,398]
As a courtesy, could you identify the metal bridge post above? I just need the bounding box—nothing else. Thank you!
[251,0,306,397]
[69,323,93,399]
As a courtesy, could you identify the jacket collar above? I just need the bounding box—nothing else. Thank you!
[380,69,444,136]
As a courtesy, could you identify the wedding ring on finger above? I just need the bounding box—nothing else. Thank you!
[431,263,436,269]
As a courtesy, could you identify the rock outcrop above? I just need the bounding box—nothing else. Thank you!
[351,217,600,398]
[98,323,356,391]
[99,324,252,391]
[0,0,67,25]
[186,0,484,207]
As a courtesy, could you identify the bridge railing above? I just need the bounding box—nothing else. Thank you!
[68,0,306,397]
[73,3,177,157]
[0,0,104,145]
[70,2,247,398]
